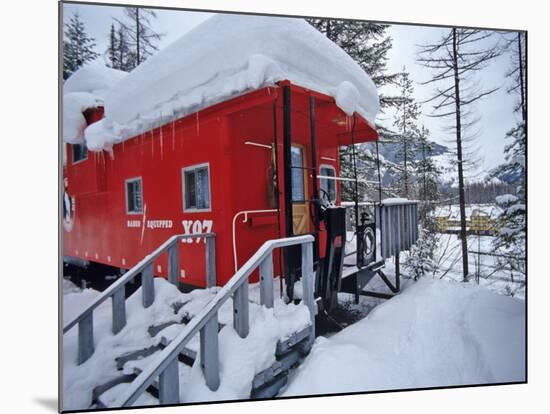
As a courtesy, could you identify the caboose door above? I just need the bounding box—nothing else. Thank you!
[290,144,310,235]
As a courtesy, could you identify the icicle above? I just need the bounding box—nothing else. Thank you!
[196,112,200,136]
[140,204,147,245]
[160,124,164,161]
[151,129,154,159]
[171,120,176,151]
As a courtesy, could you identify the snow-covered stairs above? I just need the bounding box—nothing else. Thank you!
[89,298,314,408]
[63,234,317,410]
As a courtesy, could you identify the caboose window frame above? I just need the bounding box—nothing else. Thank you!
[71,143,88,164]
[125,177,143,215]
[319,164,337,202]
[182,163,212,212]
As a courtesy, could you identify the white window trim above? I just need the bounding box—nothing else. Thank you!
[125,176,143,215]
[182,162,212,213]
[319,163,338,202]
[71,143,88,165]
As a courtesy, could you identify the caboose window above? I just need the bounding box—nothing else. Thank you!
[291,146,305,202]
[125,177,143,214]
[320,165,337,202]
[72,143,88,164]
[183,164,211,211]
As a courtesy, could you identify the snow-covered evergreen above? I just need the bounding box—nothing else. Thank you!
[392,69,421,199]
[63,12,100,80]
[492,123,526,275]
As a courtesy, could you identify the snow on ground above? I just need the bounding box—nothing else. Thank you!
[62,277,311,410]
[283,278,525,396]
[433,203,503,220]
[431,233,525,299]
[84,14,379,151]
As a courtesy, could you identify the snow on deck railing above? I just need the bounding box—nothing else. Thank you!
[113,234,316,408]
[63,233,216,365]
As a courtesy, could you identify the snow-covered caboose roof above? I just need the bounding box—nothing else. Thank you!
[63,62,127,144]
[83,14,380,151]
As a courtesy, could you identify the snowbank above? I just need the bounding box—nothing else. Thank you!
[85,14,380,151]
[283,279,525,396]
[63,62,127,144]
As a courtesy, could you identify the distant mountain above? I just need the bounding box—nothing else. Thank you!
[489,168,522,185]
[374,140,449,164]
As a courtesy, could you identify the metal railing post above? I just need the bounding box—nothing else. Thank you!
[233,281,249,338]
[159,358,180,404]
[142,263,155,308]
[259,252,274,308]
[167,243,179,286]
[301,242,316,339]
[200,314,220,391]
[78,312,94,364]
[206,236,216,288]
[112,288,126,334]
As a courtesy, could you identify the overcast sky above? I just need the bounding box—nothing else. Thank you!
[62,2,521,174]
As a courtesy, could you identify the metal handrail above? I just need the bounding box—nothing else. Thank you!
[113,234,316,407]
[63,232,216,364]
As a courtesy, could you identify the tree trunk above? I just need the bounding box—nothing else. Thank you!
[136,8,141,65]
[452,28,469,283]
[518,33,526,124]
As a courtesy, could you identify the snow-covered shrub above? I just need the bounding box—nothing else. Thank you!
[405,215,439,280]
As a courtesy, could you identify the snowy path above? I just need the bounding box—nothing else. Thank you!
[282,279,525,396]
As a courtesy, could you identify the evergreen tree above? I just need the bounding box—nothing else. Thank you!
[417,28,500,282]
[416,126,441,217]
[392,69,421,198]
[115,7,163,70]
[63,12,99,79]
[405,126,441,280]
[491,31,526,277]
[106,24,120,70]
[306,19,403,202]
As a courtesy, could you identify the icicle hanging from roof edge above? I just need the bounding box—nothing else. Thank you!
[151,129,154,159]
[171,120,175,151]
[159,111,164,161]
[196,112,200,136]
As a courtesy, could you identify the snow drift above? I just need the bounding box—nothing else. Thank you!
[283,279,525,396]
[83,14,380,151]
[62,62,127,143]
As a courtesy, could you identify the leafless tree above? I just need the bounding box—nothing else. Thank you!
[417,28,500,282]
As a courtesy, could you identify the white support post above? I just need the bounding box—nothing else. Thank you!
[78,312,94,364]
[159,358,180,404]
[259,252,274,308]
[206,236,216,288]
[200,314,220,391]
[142,263,155,308]
[233,281,249,338]
[301,242,316,340]
[167,244,179,286]
[112,288,126,335]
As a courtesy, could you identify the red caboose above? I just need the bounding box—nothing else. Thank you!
[62,15,380,290]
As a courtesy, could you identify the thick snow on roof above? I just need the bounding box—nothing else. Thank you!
[64,61,128,97]
[63,62,127,144]
[85,14,380,151]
